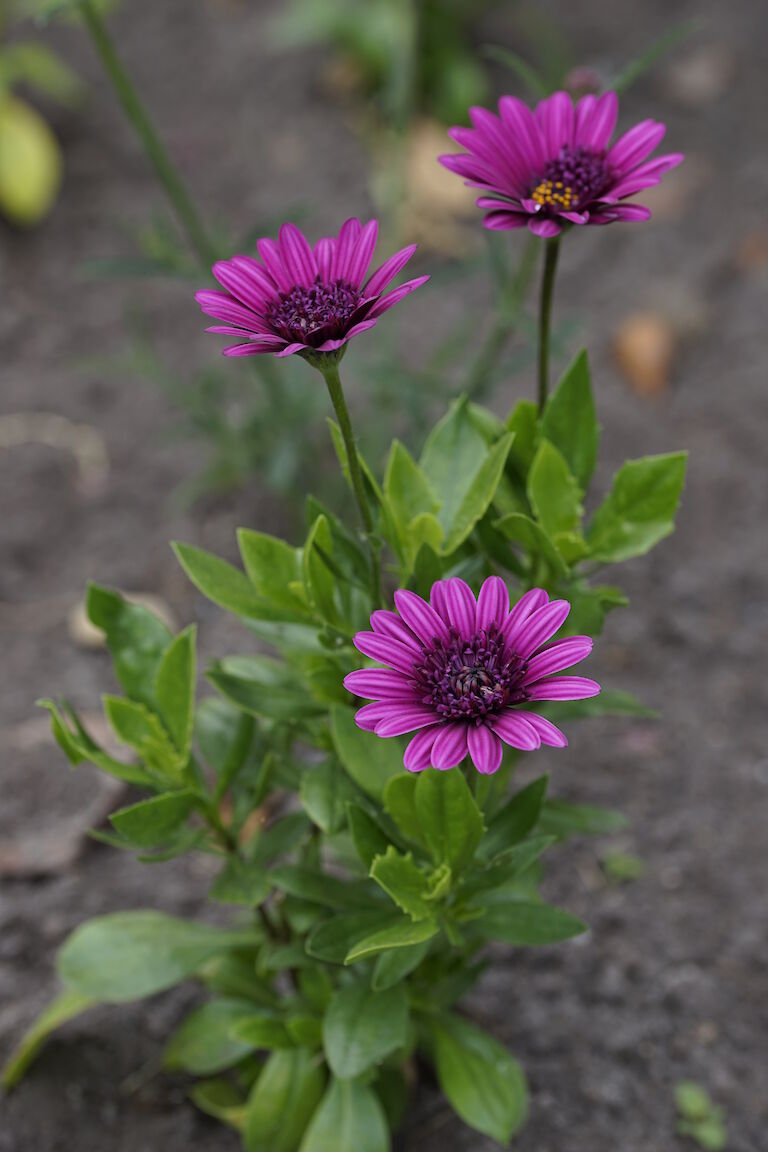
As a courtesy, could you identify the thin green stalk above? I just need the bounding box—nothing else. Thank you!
[79,0,217,269]
[321,361,381,607]
[536,236,561,413]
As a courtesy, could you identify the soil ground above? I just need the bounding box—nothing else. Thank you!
[2,1,767,1150]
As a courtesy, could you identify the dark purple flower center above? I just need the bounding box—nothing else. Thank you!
[531,145,611,211]
[413,626,526,720]
[265,278,364,346]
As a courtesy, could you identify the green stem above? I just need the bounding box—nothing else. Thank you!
[80,0,217,270]
[321,361,381,607]
[536,236,561,414]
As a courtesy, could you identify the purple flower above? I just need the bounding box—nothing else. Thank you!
[195,218,428,359]
[344,578,600,775]
[439,90,683,237]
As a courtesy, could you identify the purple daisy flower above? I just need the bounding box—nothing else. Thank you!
[439,89,683,237]
[195,218,429,359]
[343,578,600,775]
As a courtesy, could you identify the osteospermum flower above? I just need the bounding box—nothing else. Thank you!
[344,578,600,775]
[195,218,428,359]
[439,89,683,237]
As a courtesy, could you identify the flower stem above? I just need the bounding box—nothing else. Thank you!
[536,236,561,414]
[321,361,381,607]
[79,0,217,270]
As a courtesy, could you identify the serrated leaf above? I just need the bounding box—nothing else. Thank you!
[344,918,439,963]
[370,848,433,921]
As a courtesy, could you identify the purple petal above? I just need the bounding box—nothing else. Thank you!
[364,245,418,295]
[346,219,379,288]
[352,631,418,675]
[467,724,503,775]
[559,210,589,225]
[476,576,510,631]
[489,711,541,751]
[528,217,563,238]
[430,723,468,770]
[523,712,568,748]
[605,153,683,200]
[223,340,288,357]
[525,676,600,701]
[273,342,308,357]
[315,319,378,351]
[394,589,450,647]
[608,120,666,173]
[228,254,279,298]
[603,203,652,222]
[511,600,571,660]
[365,276,429,319]
[211,262,270,314]
[498,96,546,173]
[314,237,334,280]
[256,238,293,292]
[332,217,362,280]
[483,211,531,231]
[354,702,397,732]
[278,223,317,286]
[404,726,441,773]
[500,588,549,651]
[430,578,476,639]
[196,290,267,330]
[535,91,575,155]
[375,708,441,737]
[370,610,424,654]
[524,636,593,682]
[578,90,618,151]
[343,669,418,702]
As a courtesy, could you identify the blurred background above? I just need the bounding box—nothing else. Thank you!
[1,1,766,1149]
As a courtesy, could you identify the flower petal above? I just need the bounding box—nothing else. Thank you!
[343,669,418,702]
[535,90,575,155]
[365,276,429,319]
[430,578,476,639]
[353,632,418,675]
[476,576,510,632]
[501,587,549,651]
[525,676,600,701]
[332,217,362,280]
[256,237,293,292]
[607,120,666,174]
[523,713,568,748]
[467,724,503,774]
[354,702,398,731]
[375,708,442,737]
[346,218,379,288]
[528,216,563,238]
[489,711,541,751]
[394,589,450,646]
[430,722,468,770]
[278,223,317,286]
[511,600,571,659]
[314,237,334,280]
[524,636,593,682]
[370,610,424,654]
[483,210,531,231]
[579,89,618,151]
[404,726,441,773]
[364,244,418,295]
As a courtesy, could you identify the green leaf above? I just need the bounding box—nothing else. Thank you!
[478,775,548,861]
[102,695,184,778]
[164,998,257,1074]
[420,395,488,535]
[323,981,408,1079]
[189,1078,247,1131]
[299,1077,390,1152]
[542,688,655,721]
[270,866,372,911]
[431,1014,528,1143]
[154,626,196,755]
[370,848,433,921]
[494,512,568,579]
[300,759,355,834]
[237,528,305,611]
[0,41,82,104]
[86,583,171,707]
[109,790,195,847]
[527,439,583,537]
[538,799,627,838]
[331,706,403,800]
[195,697,254,799]
[306,911,400,965]
[344,917,439,963]
[442,432,514,554]
[208,656,324,723]
[383,773,424,846]
[230,1015,292,1050]
[244,1048,325,1152]
[347,803,392,868]
[58,911,259,1001]
[586,452,688,562]
[209,856,270,908]
[173,542,284,621]
[38,698,153,787]
[478,900,587,945]
[384,439,440,559]
[415,768,484,872]
[371,938,431,991]
[461,835,556,897]
[541,349,599,489]
[505,398,540,478]
[302,514,340,624]
[1,990,94,1090]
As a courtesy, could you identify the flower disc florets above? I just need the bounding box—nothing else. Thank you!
[344,577,601,775]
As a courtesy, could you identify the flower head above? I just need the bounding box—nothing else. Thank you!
[195,218,428,359]
[344,578,600,774]
[439,90,683,237]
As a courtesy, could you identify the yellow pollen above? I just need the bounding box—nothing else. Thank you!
[531,179,575,209]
